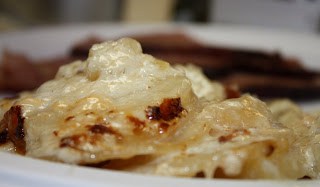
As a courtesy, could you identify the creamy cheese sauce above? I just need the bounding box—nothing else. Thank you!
[0,38,319,179]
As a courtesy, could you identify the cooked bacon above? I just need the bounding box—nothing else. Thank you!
[1,32,320,101]
[221,72,320,100]
[0,51,75,91]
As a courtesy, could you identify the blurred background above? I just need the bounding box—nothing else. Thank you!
[0,0,319,33]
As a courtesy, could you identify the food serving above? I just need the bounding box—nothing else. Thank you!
[1,33,320,101]
[0,38,319,179]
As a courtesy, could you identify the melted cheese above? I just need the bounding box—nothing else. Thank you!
[0,38,319,179]
[14,38,197,163]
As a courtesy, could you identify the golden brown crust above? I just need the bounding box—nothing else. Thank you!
[0,105,25,154]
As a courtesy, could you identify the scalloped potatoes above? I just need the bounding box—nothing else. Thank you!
[0,38,319,179]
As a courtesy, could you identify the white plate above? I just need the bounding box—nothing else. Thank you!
[0,151,318,187]
[0,23,319,187]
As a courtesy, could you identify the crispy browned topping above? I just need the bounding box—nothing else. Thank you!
[60,124,123,148]
[53,131,59,136]
[89,124,115,134]
[194,171,205,178]
[158,123,170,134]
[218,129,250,143]
[265,144,275,157]
[127,116,146,134]
[213,167,230,178]
[64,116,75,122]
[299,176,312,180]
[0,105,26,154]
[145,106,161,120]
[160,98,184,121]
[60,134,84,148]
[146,98,184,122]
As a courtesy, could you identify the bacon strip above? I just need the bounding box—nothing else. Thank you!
[1,33,320,101]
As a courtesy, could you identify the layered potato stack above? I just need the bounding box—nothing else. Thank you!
[0,38,319,179]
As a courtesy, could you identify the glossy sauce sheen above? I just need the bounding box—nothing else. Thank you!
[0,38,319,179]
